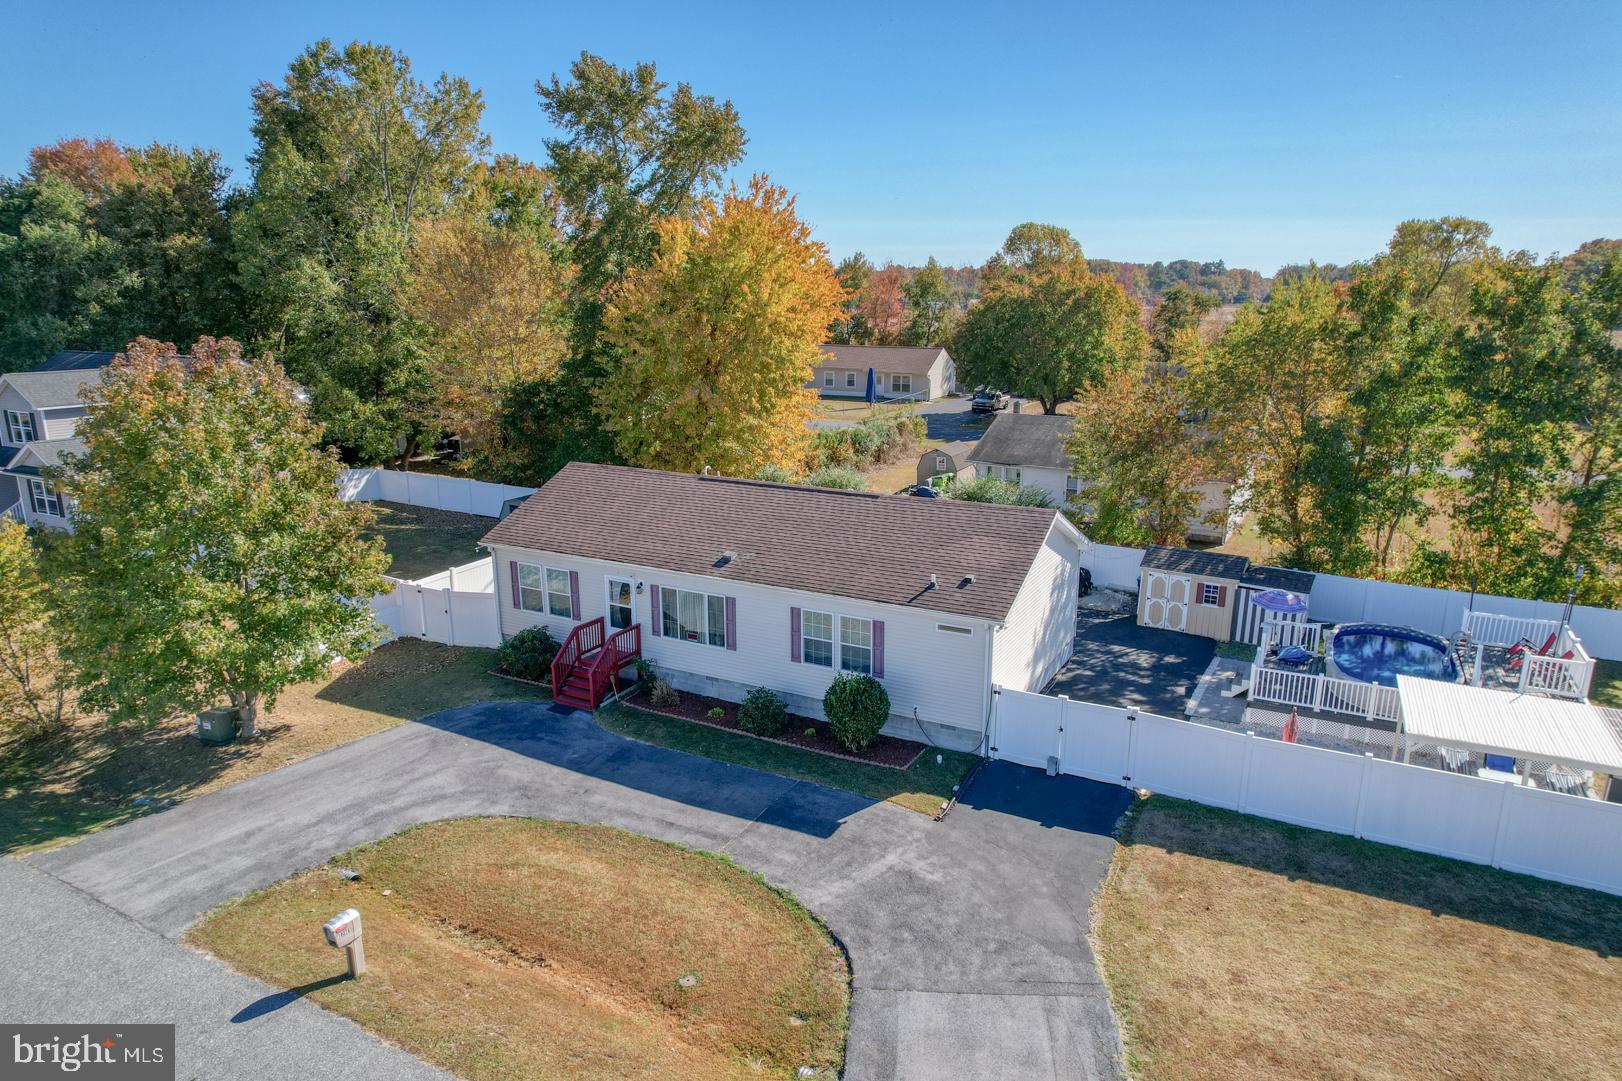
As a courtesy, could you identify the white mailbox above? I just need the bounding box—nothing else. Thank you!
[323,908,362,949]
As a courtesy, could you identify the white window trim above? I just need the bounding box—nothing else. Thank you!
[890,373,912,394]
[661,586,727,648]
[605,576,634,630]
[27,478,60,518]
[6,410,36,444]
[844,371,857,388]
[1200,582,1221,606]
[987,464,1021,484]
[516,561,572,617]
[838,614,874,676]
[1066,474,1082,496]
[800,608,834,668]
[822,369,834,387]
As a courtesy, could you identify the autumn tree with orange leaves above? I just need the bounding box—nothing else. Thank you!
[597,176,845,476]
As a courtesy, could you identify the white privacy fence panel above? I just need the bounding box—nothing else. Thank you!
[337,467,536,519]
[992,686,1622,897]
[1081,542,1148,592]
[368,559,502,650]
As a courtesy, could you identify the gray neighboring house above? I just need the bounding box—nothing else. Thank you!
[961,411,1239,544]
[807,344,958,401]
[0,350,120,530]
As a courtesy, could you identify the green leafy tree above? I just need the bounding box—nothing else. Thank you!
[900,257,956,346]
[1191,275,1353,567]
[0,519,71,739]
[235,39,488,463]
[1553,255,1622,605]
[829,252,875,344]
[496,53,748,481]
[1148,285,1217,370]
[50,337,390,737]
[952,225,1144,413]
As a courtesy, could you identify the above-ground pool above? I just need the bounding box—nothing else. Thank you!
[1326,623,1461,687]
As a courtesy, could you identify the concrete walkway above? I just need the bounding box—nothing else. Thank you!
[11,703,1132,1080]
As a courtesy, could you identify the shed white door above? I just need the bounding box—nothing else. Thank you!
[1143,571,1189,631]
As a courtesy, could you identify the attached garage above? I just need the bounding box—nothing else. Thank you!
[1136,546,1248,642]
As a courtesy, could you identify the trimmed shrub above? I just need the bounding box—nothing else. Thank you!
[823,673,890,754]
[946,475,1055,508]
[804,467,868,491]
[498,626,558,681]
[753,464,794,483]
[706,706,725,719]
[738,687,788,736]
[649,679,680,708]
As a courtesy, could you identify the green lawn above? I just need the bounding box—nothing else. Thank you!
[1592,658,1621,711]
[364,500,495,580]
[598,702,977,815]
[0,640,545,854]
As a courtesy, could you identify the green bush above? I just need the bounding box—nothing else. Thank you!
[753,464,794,483]
[823,673,890,754]
[804,467,868,491]
[738,687,788,736]
[847,424,880,462]
[498,626,558,681]
[946,475,1055,507]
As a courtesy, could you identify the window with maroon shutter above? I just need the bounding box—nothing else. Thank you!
[790,607,801,661]
[568,571,581,620]
[724,597,737,650]
[649,585,662,635]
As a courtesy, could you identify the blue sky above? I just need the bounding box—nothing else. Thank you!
[3,0,1618,272]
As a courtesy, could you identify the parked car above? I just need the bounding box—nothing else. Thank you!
[970,389,1009,414]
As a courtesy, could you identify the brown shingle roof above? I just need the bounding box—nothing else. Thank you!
[481,462,1065,622]
[813,344,949,376]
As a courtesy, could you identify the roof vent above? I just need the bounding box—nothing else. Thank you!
[714,549,736,568]
[959,574,976,589]
[928,573,938,590]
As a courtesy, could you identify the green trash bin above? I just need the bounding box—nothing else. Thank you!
[195,707,240,744]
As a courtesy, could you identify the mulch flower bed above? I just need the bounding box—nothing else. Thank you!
[628,685,925,770]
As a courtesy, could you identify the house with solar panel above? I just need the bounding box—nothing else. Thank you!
[0,350,128,529]
[480,462,1085,748]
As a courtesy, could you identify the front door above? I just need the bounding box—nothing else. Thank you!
[606,577,634,630]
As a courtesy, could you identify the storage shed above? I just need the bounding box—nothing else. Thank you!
[1232,564,1316,645]
[1136,546,1249,642]
[916,448,959,487]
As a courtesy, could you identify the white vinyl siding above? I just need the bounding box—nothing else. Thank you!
[41,407,87,440]
[489,545,996,735]
[991,524,1082,694]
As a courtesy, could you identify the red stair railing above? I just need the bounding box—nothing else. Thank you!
[551,617,605,695]
[586,624,642,703]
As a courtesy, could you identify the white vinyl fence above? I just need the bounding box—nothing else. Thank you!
[369,557,502,649]
[992,686,1622,897]
[1080,541,1622,661]
[339,467,537,518]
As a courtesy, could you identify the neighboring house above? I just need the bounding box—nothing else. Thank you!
[1135,544,1316,644]
[807,344,957,401]
[962,411,1239,544]
[0,350,122,529]
[481,462,1084,747]
[915,448,959,488]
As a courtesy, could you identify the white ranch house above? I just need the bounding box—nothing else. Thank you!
[480,462,1083,748]
[807,344,958,402]
[962,411,1238,544]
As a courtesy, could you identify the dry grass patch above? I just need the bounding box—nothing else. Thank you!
[1095,796,1622,1081]
[189,818,849,1081]
[0,639,544,854]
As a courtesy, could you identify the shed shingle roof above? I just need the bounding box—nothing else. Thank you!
[812,344,949,376]
[1139,544,1249,581]
[1240,564,1316,594]
[965,412,1075,470]
[481,462,1065,621]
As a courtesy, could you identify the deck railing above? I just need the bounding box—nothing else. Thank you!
[551,617,606,693]
[1251,666,1401,724]
[1461,610,1561,649]
[1517,626,1595,700]
[0,501,20,523]
[586,623,642,702]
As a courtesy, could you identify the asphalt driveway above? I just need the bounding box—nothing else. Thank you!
[1046,608,1217,717]
[10,703,1131,1080]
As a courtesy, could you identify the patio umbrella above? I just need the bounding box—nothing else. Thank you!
[1282,708,1300,744]
[865,367,877,404]
[1251,588,1308,615]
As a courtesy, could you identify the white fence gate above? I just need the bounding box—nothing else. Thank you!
[991,686,1622,897]
[370,558,501,649]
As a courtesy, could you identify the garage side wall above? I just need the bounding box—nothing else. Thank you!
[992,525,1081,693]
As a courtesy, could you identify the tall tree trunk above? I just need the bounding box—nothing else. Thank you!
[232,690,261,739]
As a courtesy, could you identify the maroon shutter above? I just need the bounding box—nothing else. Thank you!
[1217,585,1228,607]
[872,620,885,678]
[649,585,662,635]
[790,607,802,662]
[724,597,737,650]
[509,561,521,608]
[568,570,581,619]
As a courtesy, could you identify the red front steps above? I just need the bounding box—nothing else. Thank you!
[551,618,642,711]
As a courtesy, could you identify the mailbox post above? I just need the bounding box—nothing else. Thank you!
[322,908,366,977]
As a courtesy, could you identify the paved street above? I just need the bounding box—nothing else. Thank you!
[9,703,1132,1080]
